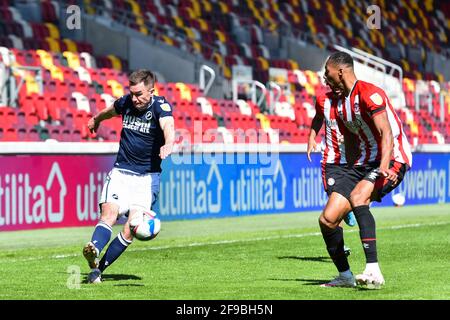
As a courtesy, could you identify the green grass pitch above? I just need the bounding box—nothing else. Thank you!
[0,204,449,300]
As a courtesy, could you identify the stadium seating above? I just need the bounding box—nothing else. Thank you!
[80,0,449,81]
[0,0,449,145]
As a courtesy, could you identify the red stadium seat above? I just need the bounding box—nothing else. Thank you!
[2,127,17,141]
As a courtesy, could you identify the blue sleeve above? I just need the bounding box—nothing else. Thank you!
[114,95,128,115]
[155,97,173,119]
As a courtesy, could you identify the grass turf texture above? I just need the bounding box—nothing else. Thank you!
[0,204,449,300]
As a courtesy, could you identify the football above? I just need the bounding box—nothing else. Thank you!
[129,210,161,241]
[392,193,406,207]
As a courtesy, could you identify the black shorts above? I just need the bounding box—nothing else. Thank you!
[369,161,409,202]
[323,164,354,198]
[323,161,410,202]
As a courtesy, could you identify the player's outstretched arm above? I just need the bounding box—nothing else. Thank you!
[88,104,118,133]
[159,116,175,159]
[307,114,324,162]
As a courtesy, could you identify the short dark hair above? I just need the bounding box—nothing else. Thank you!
[327,52,354,69]
[128,69,157,87]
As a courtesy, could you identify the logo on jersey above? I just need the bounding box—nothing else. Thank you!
[123,115,152,133]
[327,178,335,186]
[112,194,119,200]
[160,103,171,112]
[369,93,383,106]
[145,111,153,120]
[354,102,360,114]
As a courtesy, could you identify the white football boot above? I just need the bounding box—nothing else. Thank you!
[355,271,385,289]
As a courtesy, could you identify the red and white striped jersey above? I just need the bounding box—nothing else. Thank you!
[315,92,350,165]
[337,80,412,167]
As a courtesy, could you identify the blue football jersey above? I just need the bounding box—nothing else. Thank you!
[113,94,173,174]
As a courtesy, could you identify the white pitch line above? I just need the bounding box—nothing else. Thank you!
[2,221,449,263]
[107,220,450,253]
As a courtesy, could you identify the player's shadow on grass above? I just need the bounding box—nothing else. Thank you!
[101,274,143,281]
[268,278,331,285]
[274,278,365,288]
[278,256,331,263]
[297,279,334,286]
[80,273,142,283]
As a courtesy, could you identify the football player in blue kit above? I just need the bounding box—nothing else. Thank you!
[83,69,175,283]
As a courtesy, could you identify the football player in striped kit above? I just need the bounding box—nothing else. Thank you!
[308,86,359,288]
[322,52,412,289]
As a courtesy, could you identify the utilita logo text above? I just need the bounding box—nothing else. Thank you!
[0,162,66,226]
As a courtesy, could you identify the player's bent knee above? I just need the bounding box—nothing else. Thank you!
[349,191,369,207]
[319,213,339,229]
[100,203,119,225]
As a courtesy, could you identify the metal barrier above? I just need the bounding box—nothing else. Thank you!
[0,62,8,106]
[199,65,215,96]
[2,64,43,107]
[232,79,267,108]
[267,81,281,114]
